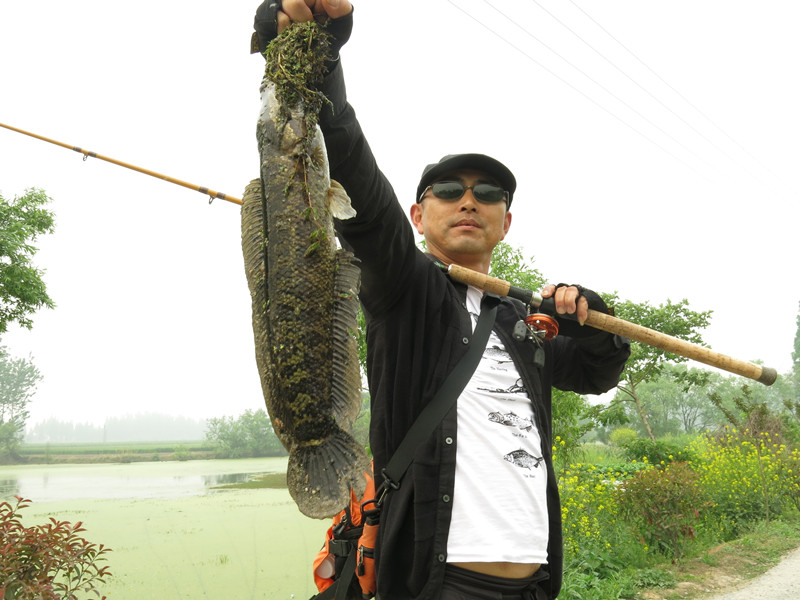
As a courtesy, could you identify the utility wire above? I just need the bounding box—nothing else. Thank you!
[482,0,719,176]
[447,0,702,177]
[528,0,765,185]
[567,0,793,193]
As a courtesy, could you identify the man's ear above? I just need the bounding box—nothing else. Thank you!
[502,210,512,239]
[410,202,425,235]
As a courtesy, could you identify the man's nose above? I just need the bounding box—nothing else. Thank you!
[458,188,479,211]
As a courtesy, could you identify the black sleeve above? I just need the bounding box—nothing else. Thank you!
[319,62,419,319]
[549,332,630,395]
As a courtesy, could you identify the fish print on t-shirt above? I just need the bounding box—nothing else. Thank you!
[467,295,545,476]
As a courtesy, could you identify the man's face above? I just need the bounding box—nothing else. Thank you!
[410,169,512,273]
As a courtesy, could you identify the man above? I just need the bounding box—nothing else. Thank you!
[254,2,630,599]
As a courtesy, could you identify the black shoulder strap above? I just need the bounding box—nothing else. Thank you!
[380,293,500,492]
[311,294,500,600]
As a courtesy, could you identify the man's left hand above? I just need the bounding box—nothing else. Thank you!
[540,284,589,325]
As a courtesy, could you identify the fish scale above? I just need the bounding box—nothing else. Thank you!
[241,23,367,519]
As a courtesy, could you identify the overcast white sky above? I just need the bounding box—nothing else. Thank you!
[1,1,798,427]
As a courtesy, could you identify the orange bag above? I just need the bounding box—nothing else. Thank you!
[312,466,378,599]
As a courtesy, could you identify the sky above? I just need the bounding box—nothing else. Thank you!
[1,0,798,428]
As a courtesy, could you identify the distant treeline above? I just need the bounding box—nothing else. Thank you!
[25,414,209,443]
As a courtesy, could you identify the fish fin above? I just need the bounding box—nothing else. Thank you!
[328,179,356,220]
[240,178,289,451]
[331,250,362,428]
[287,430,370,518]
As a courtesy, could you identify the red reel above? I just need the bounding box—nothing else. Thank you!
[524,313,559,341]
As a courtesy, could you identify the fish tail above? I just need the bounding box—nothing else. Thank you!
[287,430,370,518]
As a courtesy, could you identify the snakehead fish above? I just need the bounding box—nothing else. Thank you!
[240,22,367,518]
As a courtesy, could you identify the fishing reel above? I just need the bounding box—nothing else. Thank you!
[512,312,559,369]
[513,313,560,343]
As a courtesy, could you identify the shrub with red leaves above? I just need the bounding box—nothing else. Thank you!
[0,496,112,599]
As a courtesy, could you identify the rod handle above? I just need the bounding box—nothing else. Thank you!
[584,309,778,386]
[447,264,540,306]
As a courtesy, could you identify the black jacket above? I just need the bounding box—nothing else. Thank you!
[320,62,630,600]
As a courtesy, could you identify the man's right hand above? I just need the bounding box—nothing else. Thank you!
[253,0,354,54]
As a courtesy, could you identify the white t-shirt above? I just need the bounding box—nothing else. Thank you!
[446,286,550,564]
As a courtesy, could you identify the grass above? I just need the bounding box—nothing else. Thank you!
[637,513,800,599]
[16,441,223,464]
[211,472,288,490]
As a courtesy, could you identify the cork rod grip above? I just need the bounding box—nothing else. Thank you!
[585,310,777,385]
[447,264,510,296]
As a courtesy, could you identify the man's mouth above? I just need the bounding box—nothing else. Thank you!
[452,219,481,229]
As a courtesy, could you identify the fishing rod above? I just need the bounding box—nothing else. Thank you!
[446,264,778,386]
[0,121,242,205]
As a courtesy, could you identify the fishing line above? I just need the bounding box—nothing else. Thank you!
[0,121,242,206]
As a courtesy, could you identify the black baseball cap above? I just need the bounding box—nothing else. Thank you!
[416,153,517,207]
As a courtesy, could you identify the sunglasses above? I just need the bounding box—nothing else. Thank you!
[418,181,509,205]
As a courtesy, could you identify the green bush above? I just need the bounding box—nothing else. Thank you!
[616,462,710,560]
[621,437,697,465]
[609,427,638,448]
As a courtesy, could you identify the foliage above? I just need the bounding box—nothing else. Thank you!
[0,346,42,460]
[693,426,800,535]
[616,365,720,438]
[352,394,370,448]
[631,567,677,589]
[559,464,622,563]
[620,437,697,465]
[0,496,112,599]
[488,241,546,292]
[608,298,712,440]
[616,462,709,560]
[608,427,637,448]
[0,188,55,334]
[551,390,593,471]
[204,409,286,459]
[793,300,800,394]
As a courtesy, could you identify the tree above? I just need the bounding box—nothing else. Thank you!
[793,300,800,400]
[205,409,286,458]
[617,365,720,438]
[608,297,712,440]
[0,346,42,460]
[0,188,56,334]
[489,241,547,292]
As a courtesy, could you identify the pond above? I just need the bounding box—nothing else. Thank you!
[0,457,288,502]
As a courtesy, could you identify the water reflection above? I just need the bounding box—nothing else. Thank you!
[0,460,282,503]
[203,473,253,486]
[0,479,20,498]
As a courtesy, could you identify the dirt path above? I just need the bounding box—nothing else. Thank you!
[703,545,800,599]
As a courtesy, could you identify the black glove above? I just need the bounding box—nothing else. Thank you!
[548,283,610,339]
[252,1,281,54]
[251,0,354,59]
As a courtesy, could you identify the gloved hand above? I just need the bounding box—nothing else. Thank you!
[252,0,354,59]
[541,283,610,339]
